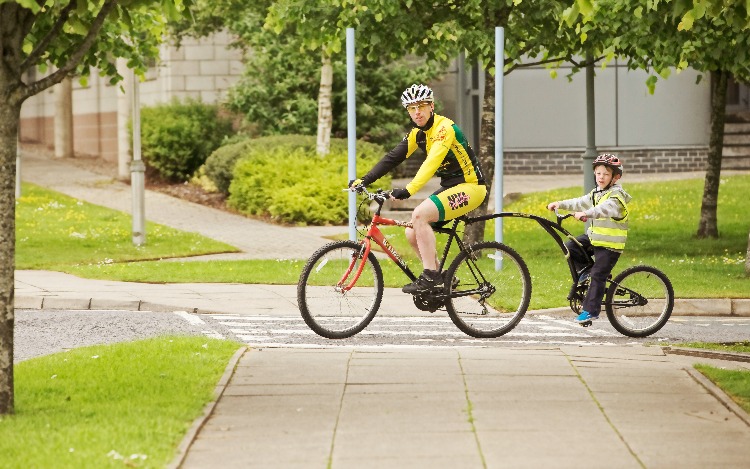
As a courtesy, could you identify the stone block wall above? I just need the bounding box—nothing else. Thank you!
[503,147,710,174]
[398,146,712,177]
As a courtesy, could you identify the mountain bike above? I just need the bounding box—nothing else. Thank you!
[478,209,674,337]
[297,187,532,339]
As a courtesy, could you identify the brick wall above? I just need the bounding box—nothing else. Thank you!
[398,146,712,177]
[503,147,710,174]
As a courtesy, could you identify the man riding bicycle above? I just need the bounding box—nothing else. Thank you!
[350,84,487,294]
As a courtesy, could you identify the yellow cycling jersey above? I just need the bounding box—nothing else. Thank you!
[361,114,485,194]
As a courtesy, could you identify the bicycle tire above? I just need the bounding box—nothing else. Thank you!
[297,240,383,339]
[605,265,674,338]
[445,241,532,338]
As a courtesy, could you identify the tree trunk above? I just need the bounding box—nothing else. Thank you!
[54,77,74,159]
[697,69,727,239]
[0,96,20,415]
[463,70,496,246]
[316,53,333,156]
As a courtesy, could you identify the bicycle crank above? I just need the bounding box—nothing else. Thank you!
[413,294,445,312]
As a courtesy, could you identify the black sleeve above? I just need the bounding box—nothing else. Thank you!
[362,137,409,186]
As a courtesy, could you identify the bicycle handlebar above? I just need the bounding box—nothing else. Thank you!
[345,186,391,203]
[554,208,586,224]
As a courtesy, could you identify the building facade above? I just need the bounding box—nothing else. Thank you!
[19,33,749,176]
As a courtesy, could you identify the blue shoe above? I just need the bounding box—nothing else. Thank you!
[575,311,599,323]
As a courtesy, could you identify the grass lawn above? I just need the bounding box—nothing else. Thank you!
[673,342,750,414]
[17,184,238,269]
[28,175,749,311]
[694,364,750,414]
[2,337,242,469]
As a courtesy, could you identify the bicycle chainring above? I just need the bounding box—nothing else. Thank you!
[413,294,445,313]
[569,284,587,314]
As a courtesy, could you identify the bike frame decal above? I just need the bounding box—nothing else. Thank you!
[368,215,416,280]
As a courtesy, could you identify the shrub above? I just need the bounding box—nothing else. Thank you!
[139,98,234,182]
[203,135,317,195]
[226,137,387,225]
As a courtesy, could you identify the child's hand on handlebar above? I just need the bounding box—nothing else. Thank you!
[574,212,588,222]
[546,202,559,211]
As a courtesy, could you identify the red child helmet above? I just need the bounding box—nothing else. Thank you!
[592,153,623,176]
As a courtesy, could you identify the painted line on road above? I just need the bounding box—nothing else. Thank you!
[174,310,227,340]
[174,310,205,325]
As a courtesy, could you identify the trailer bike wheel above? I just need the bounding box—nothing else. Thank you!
[605,265,674,338]
[445,241,532,338]
[297,240,383,339]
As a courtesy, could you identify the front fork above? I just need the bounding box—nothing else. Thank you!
[337,241,371,292]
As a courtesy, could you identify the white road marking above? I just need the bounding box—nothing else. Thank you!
[174,310,205,325]
[202,313,632,347]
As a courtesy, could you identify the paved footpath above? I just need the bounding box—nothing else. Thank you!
[174,346,750,469]
[18,150,750,468]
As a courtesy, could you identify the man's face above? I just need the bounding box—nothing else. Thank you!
[406,101,434,127]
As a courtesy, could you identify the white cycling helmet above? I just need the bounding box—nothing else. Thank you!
[401,84,434,108]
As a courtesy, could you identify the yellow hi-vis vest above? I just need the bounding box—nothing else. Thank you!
[588,189,629,251]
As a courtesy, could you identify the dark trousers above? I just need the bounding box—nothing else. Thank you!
[566,234,621,315]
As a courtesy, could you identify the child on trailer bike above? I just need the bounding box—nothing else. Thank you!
[546,153,632,324]
[349,84,487,294]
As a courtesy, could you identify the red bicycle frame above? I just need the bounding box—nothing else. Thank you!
[338,213,417,292]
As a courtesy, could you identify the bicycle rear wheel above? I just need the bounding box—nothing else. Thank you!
[445,241,531,338]
[605,265,674,337]
[297,240,383,339]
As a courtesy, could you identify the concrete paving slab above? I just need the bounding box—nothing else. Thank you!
[343,382,466,394]
[466,376,590,401]
[182,431,331,468]
[478,429,641,469]
[576,373,701,394]
[460,360,578,377]
[220,383,344,397]
[337,392,471,433]
[332,454,482,469]
[470,399,612,432]
[345,364,463,385]
[207,393,341,422]
[331,431,480,465]
[619,429,750,468]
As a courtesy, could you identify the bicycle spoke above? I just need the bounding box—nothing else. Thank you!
[605,265,674,337]
[445,242,531,338]
[298,241,383,339]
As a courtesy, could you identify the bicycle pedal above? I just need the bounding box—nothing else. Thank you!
[580,320,592,327]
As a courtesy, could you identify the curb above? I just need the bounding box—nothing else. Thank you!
[14,295,750,317]
[663,346,750,363]
[685,367,750,428]
[167,345,248,469]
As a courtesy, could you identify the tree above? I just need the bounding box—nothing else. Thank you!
[675,0,750,273]
[173,0,443,148]
[0,0,187,415]
[268,0,588,243]
[569,0,750,239]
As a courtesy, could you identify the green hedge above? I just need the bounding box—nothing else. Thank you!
[140,98,234,182]
[204,135,317,195]
[225,136,388,225]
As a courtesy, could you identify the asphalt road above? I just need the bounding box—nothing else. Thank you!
[13,309,750,362]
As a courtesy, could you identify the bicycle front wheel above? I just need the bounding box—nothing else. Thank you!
[297,240,383,339]
[445,241,532,338]
[605,265,674,337]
